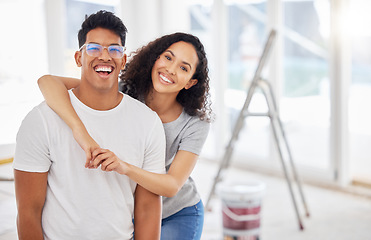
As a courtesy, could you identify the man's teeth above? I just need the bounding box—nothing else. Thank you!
[95,66,113,73]
[160,74,172,83]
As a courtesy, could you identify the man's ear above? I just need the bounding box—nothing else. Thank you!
[185,79,198,90]
[120,54,127,70]
[75,51,82,67]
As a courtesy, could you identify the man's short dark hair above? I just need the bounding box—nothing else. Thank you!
[78,10,128,48]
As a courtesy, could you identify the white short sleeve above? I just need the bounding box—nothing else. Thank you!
[143,113,166,174]
[13,105,51,172]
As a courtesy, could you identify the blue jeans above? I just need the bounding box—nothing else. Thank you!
[161,200,204,240]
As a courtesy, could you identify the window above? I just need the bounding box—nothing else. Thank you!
[349,0,371,185]
[0,0,47,145]
[225,1,271,165]
[281,0,331,172]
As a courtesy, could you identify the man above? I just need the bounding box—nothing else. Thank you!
[13,10,165,240]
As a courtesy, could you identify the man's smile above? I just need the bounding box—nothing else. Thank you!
[94,64,114,77]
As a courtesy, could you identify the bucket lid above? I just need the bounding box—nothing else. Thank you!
[216,180,266,201]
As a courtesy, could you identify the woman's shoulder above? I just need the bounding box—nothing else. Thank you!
[179,111,211,131]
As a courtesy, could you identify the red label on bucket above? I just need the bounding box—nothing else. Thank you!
[222,206,261,230]
[224,235,259,240]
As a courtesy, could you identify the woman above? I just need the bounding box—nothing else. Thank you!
[38,32,213,240]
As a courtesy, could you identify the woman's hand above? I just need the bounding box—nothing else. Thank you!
[89,148,129,175]
[71,127,100,167]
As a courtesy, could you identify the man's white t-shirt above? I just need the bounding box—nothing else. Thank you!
[13,90,166,240]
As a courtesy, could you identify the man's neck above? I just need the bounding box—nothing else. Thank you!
[72,85,122,111]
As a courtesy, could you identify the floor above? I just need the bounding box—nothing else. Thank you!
[194,160,371,240]
[1,158,371,240]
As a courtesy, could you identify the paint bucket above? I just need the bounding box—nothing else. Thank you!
[217,180,266,240]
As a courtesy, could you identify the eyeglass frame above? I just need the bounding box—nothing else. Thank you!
[79,43,126,59]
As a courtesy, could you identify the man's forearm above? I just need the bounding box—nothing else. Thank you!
[134,186,162,240]
[14,170,48,240]
[134,211,161,240]
[17,214,44,240]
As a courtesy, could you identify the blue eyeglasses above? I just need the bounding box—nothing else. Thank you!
[79,43,126,59]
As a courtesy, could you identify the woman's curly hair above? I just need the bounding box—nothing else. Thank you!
[119,32,213,122]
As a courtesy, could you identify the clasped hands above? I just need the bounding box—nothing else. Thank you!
[73,128,128,175]
[86,148,128,175]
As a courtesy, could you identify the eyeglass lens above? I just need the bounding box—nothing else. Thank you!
[85,43,124,59]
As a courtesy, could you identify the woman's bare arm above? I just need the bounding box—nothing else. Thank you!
[38,75,81,129]
[38,75,100,164]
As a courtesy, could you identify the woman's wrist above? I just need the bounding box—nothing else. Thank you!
[120,160,131,176]
[70,121,94,149]
[70,120,88,134]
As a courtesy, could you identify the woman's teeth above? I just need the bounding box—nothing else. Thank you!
[160,74,172,83]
